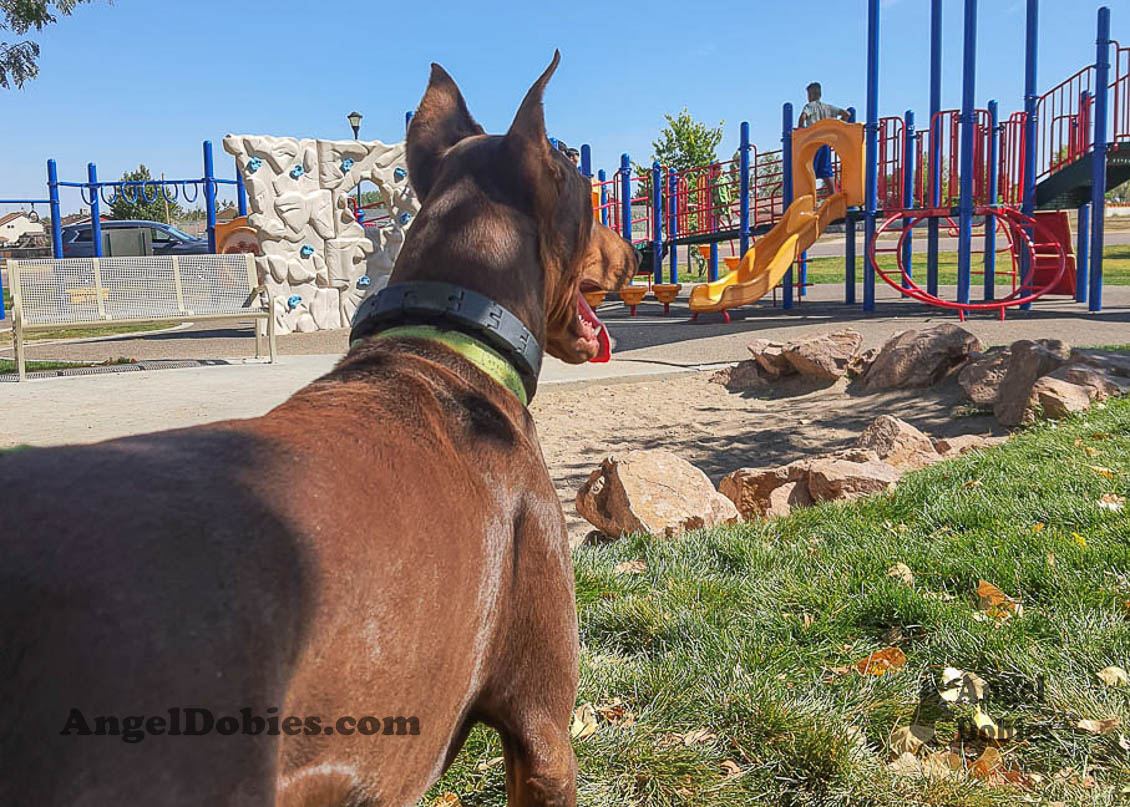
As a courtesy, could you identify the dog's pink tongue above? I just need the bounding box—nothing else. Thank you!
[577,292,611,363]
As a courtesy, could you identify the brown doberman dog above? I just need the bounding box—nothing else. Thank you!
[0,53,637,806]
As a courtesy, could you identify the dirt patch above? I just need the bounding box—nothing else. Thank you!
[530,370,1000,544]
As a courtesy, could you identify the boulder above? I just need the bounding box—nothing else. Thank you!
[847,347,879,378]
[765,481,814,519]
[958,346,1011,406]
[1031,377,1093,419]
[576,450,739,538]
[806,456,902,502]
[864,325,984,390]
[993,339,1072,426]
[1047,363,1130,400]
[719,466,797,519]
[934,434,1008,457]
[747,339,795,378]
[782,329,863,381]
[710,360,770,391]
[854,415,940,470]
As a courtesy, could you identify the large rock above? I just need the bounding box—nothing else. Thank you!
[848,347,879,378]
[854,415,940,470]
[710,360,770,391]
[719,466,795,519]
[747,339,795,378]
[958,346,1011,406]
[993,339,1072,426]
[765,481,813,518]
[576,450,738,537]
[782,329,863,381]
[805,456,902,502]
[1047,364,1130,400]
[864,325,984,390]
[1031,377,1093,419]
[935,434,1008,457]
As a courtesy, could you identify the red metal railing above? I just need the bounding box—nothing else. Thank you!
[876,116,904,211]
[665,157,742,240]
[751,148,784,229]
[1036,64,1096,182]
[999,111,1028,206]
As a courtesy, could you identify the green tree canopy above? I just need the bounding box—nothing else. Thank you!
[108,165,183,223]
[2,1,98,89]
[651,108,724,172]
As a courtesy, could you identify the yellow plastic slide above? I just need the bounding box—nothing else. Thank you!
[689,119,865,316]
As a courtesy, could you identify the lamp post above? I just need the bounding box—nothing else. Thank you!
[347,111,363,213]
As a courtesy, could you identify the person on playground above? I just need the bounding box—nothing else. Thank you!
[798,82,851,192]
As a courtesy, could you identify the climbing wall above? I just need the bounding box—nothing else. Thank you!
[223,134,418,333]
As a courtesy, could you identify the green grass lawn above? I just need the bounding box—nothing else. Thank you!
[0,357,134,375]
[428,398,1130,806]
[673,245,1130,288]
[0,321,174,344]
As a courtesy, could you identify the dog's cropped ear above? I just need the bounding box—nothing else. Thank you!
[407,64,485,201]
[505,50,560,170]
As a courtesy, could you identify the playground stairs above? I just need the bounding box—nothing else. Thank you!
[1036,142,1130,209]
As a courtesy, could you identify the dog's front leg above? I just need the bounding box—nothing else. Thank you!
[499,713,576,807]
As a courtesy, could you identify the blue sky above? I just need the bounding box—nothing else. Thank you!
[1,0,1118,213]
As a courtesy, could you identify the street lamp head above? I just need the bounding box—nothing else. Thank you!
[347,111,363,137]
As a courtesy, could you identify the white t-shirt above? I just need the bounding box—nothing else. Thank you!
[801,100,846,126]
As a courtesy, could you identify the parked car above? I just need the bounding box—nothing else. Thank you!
[60,220,209,257]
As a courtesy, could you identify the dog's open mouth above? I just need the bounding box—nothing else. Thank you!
[577,281,611,363]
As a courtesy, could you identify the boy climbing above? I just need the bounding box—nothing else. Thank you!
[798,82,851,191]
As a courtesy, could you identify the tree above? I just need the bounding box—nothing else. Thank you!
[108,165,183,223]
[2,1,98,89]
[651,108,724,172]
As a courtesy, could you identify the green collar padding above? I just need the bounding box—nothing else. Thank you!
[368,325,529,406]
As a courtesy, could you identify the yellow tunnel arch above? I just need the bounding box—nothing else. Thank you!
[791,119,865,208]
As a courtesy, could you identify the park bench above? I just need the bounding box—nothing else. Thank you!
[7,253,275,381]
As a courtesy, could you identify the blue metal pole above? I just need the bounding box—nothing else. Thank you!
[781,106,794,310]
[88,163,103,258]
[619,154,632,244]
[1077,202,1091,302]
[902,110,916,289]
[863,0,880,312]
[236,162,248,218]
[956,0,977,306]
[928,0,943,296]
[667,167,678,284]
[580,144,592,178]
[1020,0,1039,309]
[845,106,857,303]
[598,169,609,227]
[709,241,719,282]
[405,110,414,130]
[739,121,751,257]
[47,159,62,258]
[651,161,663,284]
[203,140,217,253]
[985,100,999,300]
[1089,6,1111,312]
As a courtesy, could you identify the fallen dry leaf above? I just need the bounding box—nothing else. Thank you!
[921,750,964,779]
[939,667,988,705]
[719,760,742,778]
[570,704,598,741]
[1073,532,1088,549]
[614,560,647,575]
[963,479,982,489]
[974,705,1016,741]
[970,747,1002,780]
[888,751,922,777]
[1077,716,1121,734]
[1098,493,1126,513]
[432,794,461,807]
[682,728,718,746]
[890,724,934,756]
[474,756,504,772]
[854,646,908,676]
[1088,465,1118,480]
[594,699,636,728]
[1098,666,1129,687]
[888,562,915,586]
[1120,734,1130,751]
[977,579,1022,620]
[1032,522,1046,534]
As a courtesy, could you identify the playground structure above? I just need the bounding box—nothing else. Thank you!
[583,1,1127,321]
[222,134,417,333]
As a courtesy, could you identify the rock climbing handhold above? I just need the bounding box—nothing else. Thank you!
[290,165,305,179]
[357,275,372,287]
[287,295,302,310]
[341,158,355,172]
[247,157,262,173]
[399,211,413,225]
[300,244,315,257]
[394,167,407,181]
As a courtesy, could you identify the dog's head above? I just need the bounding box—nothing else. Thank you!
[396,52,638,364]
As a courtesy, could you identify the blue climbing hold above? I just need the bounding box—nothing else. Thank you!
[247,157,262,173]
[341,158,355,172]
[399,211,413,225]
[287,295,302,310]
[394,166,407,181]
[289,164,305,179]
[300,244,315,257]
[357,275,372,287]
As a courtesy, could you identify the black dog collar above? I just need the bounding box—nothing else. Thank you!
[350,281,543,400]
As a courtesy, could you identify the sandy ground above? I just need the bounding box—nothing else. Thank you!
[531,369,998,544]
